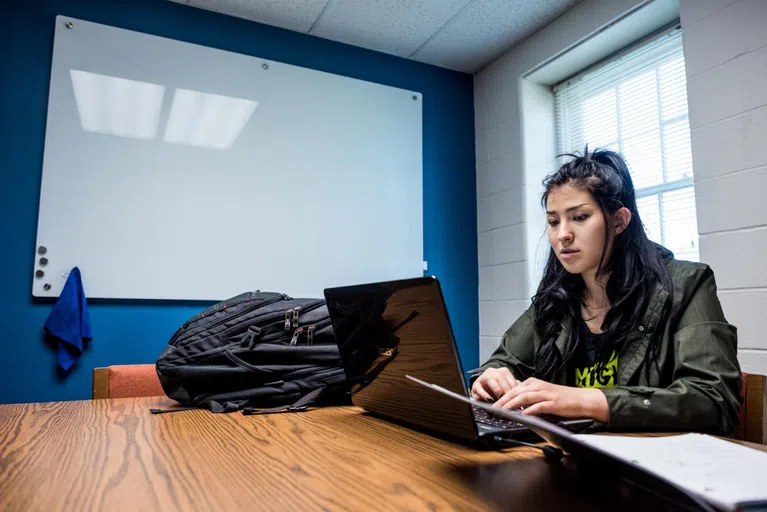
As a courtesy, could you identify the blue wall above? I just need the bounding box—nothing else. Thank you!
[0,0,478,404]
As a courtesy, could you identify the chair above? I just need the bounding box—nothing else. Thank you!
[737,372,767,444]
[92,364,165,399]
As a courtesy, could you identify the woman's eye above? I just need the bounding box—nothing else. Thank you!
[548,219,559,227]
[574,214,588,222]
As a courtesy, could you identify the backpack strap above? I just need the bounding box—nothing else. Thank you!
[150,399,249,414]
[241,386,325,416]
[150,388,326,416]
[149,406,198,414]
[208,399,249,413]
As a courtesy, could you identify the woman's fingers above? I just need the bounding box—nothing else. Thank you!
[487,369,517,398]
[471,381,493,402]
[472,368,520,403]
[494,377,539,406]
[485,376,506,399]
[520,401,555,416]
[497,390,550,410]
[503,372,519,391]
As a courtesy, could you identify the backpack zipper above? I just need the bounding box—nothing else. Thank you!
[289,328,304,346]
[307,325,315,345]
[284,301,325,330]
[284,307,302,330]
[289,318,332,346]
[229,300,324,341]
[176,295,288,346]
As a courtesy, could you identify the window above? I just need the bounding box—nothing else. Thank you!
[554,28,698,261]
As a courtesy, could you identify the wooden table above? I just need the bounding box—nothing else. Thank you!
[1,397,764,511]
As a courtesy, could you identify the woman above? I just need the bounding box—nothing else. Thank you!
[470,148,741,435]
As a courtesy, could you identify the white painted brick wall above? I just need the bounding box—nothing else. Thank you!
[476,160,491,198]
[719,290,767,350]
[698,227,767,289]
[477,230,493,267]
[494,262,527,300]
[489,188,524,228]
[680,0,739,26]
[682,0,767,77]
[686,45,767,129]
[478,299,530,362]
[480,336,499,363]
[476,77,527,365]
[479,265,494,302]
[492,150,524,191]
[691,105,767,180]
[488,120,521,164]
[491,223,526,265]
[681,0,767,372]
[695,167,767,234]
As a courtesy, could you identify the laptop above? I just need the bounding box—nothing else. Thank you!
[323,276,593,447]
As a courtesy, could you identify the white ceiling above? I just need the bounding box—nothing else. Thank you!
[170,0,583,74]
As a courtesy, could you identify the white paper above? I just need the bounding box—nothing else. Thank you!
[573,433,767,510]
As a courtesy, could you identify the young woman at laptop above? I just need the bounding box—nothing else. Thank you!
[470,148,741,435]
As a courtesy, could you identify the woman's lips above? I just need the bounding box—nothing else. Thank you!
[560,249,580,260]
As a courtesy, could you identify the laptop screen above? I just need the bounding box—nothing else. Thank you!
[324,276,479,440]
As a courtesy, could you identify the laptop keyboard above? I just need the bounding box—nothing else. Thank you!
[471,405,525,429]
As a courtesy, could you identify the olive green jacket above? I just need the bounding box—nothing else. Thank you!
[470,258,742,436]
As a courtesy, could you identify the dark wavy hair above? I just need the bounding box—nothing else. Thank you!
[532,147,671,381]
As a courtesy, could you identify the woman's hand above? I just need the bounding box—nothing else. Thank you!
[493,377,610,422]
[470,367,520,402]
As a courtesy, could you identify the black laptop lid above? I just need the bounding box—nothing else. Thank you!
[324,276,479,441]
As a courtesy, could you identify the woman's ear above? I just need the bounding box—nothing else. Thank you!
[614,207,632,235]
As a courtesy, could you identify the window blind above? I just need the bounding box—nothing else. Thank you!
[554,28,699,261]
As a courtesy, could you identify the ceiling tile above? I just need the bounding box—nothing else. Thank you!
[411,0,581,73]
[181,0,331,33]
[310,0,472,58]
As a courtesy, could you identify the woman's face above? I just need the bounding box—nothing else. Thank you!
[545,185,610,278]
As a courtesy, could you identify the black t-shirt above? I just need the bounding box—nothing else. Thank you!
[570,320,618,388]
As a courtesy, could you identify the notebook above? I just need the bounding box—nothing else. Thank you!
[572,433,767,511]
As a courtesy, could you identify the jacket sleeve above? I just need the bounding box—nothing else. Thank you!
[600,267,742,436]
[468,306,537,384]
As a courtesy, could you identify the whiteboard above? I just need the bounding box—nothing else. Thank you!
[35,16,423,300]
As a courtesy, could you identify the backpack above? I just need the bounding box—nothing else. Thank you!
[154,291,350,414]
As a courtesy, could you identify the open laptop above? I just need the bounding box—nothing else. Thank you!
[323,276,593,447]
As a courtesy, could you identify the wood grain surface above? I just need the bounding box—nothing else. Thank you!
[0,397,763,511]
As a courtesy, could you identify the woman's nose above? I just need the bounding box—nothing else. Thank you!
[558,223,573,242]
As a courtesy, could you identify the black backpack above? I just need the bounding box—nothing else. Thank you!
[154,291,349,414]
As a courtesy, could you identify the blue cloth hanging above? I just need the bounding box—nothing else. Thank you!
[43,267,92,371]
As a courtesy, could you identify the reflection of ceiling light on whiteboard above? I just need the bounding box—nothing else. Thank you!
[69,69,164,140]
[163,89,258,150]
